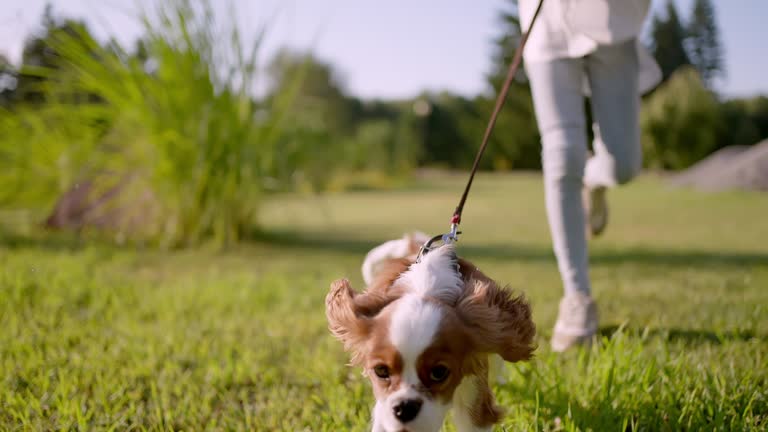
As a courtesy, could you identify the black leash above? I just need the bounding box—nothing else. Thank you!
[418,0,544,260]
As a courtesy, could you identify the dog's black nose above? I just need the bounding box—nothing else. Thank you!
[393,399,422,423]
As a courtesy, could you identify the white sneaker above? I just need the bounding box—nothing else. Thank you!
[551,293,598,352]
[583,186,608,237]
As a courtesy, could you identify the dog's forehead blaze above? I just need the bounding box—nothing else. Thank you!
[364,309,406,398]
[364,300,477,403]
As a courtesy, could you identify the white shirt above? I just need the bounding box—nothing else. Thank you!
[519,0,660,93]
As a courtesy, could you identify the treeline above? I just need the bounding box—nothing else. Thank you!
[251,0,768,172]
[0,0,765,246]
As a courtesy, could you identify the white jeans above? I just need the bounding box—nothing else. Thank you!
[526,39,642,295]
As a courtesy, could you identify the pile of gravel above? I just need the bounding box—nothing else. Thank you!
[669,140,768,192]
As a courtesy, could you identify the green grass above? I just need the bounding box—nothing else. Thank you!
[1,173,767,431]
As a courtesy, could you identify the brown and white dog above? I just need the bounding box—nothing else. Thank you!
[326,234,536,432]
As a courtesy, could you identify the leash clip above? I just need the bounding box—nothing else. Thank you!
[443,213,461,244]
[444,223,460,243]
[416,220,462,263]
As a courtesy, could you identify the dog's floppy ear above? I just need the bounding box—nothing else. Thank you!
[456,279,536,362]
[325,278,398,365]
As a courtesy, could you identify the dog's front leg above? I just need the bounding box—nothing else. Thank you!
[451,375,499,432]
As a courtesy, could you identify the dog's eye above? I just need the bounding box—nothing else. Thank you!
[373,365,390,379]
[429,365,450,382]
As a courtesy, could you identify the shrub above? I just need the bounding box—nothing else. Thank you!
[641,67,723,169]
[0,0,315,247]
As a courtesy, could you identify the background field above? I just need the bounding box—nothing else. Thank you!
[1,173,767,431]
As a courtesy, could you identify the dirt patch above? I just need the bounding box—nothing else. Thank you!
[669,140,768,192]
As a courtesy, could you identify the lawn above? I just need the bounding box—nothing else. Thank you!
[1,173,766,431]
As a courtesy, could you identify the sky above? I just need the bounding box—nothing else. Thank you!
[1,0,765,99]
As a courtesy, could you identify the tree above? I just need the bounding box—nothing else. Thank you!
[418,93,476,169]
[687,0,724,89]
[488,0,525,89]
[0,54,16,107]
[481,0,541,169]
[650,1,691,83]
[718,96,768,148]
[15,5,96,105]
[641,67,722,169]
[266,50,375,189]
[267,50,358,137]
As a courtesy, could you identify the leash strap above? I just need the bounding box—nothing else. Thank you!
[418,0,544,261]
[452,0,544,227]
